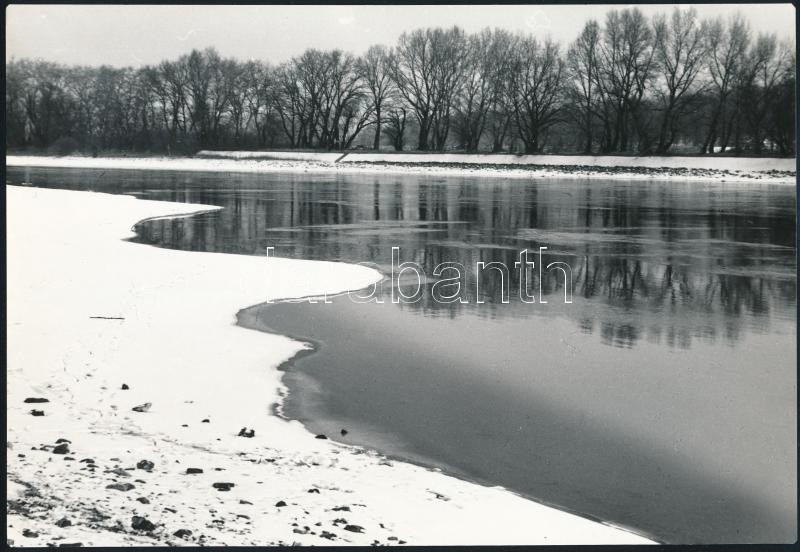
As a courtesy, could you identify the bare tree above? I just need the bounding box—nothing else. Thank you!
[245,61,277,147]
[652,8,708,153]
[453,28,513,152]
[390,29,432,150]
[64,66,97,150]
[5,61,29,147]
[357,45,394,150]
[739,33,792,153]
[429,27,466,151]
[162,59,189,151]
[485,30,516,152]
[20,61,75,148]
[765,43,795,154]
[182,48,233,148]
[333,54,375,149]
[390,26,465,151]
[227,61,251,147]
[508,36,565,153]
[597,8,656,152]
[273,61,307,148]
[567,20,601,153]
[319,50,372,149]
[700,13,750,153]
[144,60,188,155]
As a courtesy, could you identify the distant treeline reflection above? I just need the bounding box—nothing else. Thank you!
[132,174,796,349]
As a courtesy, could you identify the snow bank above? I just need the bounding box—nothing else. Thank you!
[6,185,654,546]
[7,155,332,174]
[197,150,343,163]
[7,154,794,184]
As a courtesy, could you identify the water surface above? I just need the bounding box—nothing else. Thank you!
[8,166,797,543]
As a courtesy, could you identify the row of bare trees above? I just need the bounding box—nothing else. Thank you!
[6,7,795,155]
[566,9,795,154]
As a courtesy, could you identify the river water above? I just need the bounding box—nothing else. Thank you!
[7,166,797,543]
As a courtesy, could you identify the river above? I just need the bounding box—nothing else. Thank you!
[7,165,796,543]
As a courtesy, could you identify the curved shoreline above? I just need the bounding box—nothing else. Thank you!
[6,184,655,546]
[236,291,663,544]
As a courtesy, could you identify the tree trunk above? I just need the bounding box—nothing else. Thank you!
[417,118,429,150]
[373,121,381,149]
[656,105,672,154]
[584,114,593,154]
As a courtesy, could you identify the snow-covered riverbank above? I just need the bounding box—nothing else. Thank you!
[8,153,796,184]
[6,185,654,546]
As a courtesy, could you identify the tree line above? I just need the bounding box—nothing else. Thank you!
[6,7,795,156]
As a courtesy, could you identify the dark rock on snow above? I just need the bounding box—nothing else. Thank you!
[106,482,135,492]
[136,497,150,504]
[136,460,154,471]
[315,434,328,440]
[30,410,45,416]
[53,443,70,455]
[131,516,156,532]
[121,384,129,390]
[173,529,193,539]
[237,427,255,438]
[344,524,365,533]
[185,468,203,475]
[55,518,72,528]
[275,500,287,507]
[24,398,49,403]
[131,402,151,413]
[212,482,234,491]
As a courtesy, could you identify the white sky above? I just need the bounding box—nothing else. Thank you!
[6,4,796,67]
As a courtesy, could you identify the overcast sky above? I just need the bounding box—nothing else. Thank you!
[6,4,796,67]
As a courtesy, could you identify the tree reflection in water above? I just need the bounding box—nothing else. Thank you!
[127,172,795,349]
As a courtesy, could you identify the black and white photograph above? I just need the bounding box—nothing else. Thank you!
[4,2,797,546]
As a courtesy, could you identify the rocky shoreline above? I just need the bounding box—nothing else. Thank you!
[340,159,795,182]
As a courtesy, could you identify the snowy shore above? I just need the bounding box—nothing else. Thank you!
[6,185,654,546]
[8,153,796,184]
